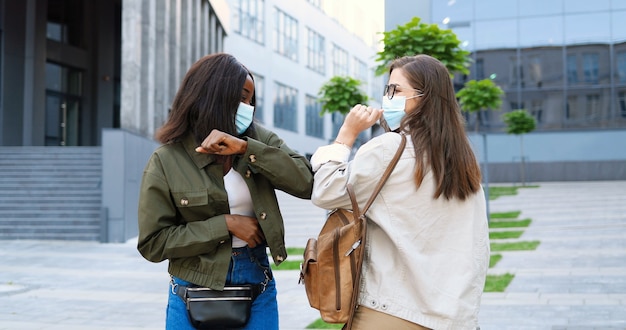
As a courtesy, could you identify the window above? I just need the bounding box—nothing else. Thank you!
[332,44,349,76]
[252,73,264,123]
[274,8,298,61]
[583,53,599,84]
[619,92,626,118]
[617,52,626,84]
[566,96,577,120]
[586,94,601,120]
[528,56,542,88]
[369,69,381,100]
[352,57,368,86]
[509,59,523,87]
[331,112,344,138]
[273,82,298,132]
[233,0,265,44]
[47,0,84,47]
[475,58,485,80]
[509,102,525,111]
[305,95,324,138]
[306,28,325,75]
[567,54,578,85]
[530,100,542,123]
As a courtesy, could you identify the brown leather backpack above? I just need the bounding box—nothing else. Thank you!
[299,134,406,329]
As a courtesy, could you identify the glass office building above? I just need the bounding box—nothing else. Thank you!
[431,0,626,132]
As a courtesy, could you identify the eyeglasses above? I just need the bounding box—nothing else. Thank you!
[383,84,424,100]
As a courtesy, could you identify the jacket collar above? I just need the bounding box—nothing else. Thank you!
[182,134,217,169]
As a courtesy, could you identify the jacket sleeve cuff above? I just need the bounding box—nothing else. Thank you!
[311,144,351,172]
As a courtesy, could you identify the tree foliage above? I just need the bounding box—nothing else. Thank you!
[456,78,504,132]
[374,17,471,76]
[317,76,369,115]
[456,79,504,114]
[502,109,537,135]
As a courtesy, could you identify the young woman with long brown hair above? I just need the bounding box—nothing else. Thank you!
[310,54,489,329]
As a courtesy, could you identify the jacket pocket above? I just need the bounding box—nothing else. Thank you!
[171,190,213,222]
[172,190,208,208]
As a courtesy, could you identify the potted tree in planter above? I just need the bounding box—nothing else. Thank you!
[502,109,536,186]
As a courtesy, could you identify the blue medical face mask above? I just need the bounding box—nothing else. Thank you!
[382,96,407,131]
[235,102,254,134]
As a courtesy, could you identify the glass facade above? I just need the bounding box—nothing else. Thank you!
[273,82,298,131]
[305,95,324,138]
[252,73,264,123]
[331,43,349,76]
[273,8,298,61]
[438,1,626,132]
[233,0,265,45]
[306,27,325,75]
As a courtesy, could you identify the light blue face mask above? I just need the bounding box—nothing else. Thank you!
[382,96,407,131]
[235,102,254,134]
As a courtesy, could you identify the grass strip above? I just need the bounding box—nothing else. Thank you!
[489,254,502,268]
[491,240,540,251]
[489,230,524,240]
[270,259,301,271]
[490,211,521,219]
[306,319,343,329]
[489,219,531,228]
[287,247,305,255]
[484,273,515,292]
[488,186,518,200]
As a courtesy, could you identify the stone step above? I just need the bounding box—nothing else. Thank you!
[0,147,104,241]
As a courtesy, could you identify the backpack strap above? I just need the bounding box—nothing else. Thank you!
[344,133,406,330]
[361,133,407,214]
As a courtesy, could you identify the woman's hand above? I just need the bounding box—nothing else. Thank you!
[335,104,383,147]
[195,129,248,155]
[225,214,265,248]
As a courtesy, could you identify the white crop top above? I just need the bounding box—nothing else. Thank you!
[223,168,255,248]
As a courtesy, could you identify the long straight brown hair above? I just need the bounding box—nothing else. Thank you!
[391,55,482,200]
[155,53,255,144]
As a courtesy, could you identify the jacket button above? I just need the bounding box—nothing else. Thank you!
[180,198,189,206]
[219,240,225,244]
[245,170,251,178]
[249,155,256,163]
[260,212,267,220]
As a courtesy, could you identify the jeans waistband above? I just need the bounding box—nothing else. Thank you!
[231,244,267,259]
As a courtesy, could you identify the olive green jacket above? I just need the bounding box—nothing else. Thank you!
[137,125,313,289]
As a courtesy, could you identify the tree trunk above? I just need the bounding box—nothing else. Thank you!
[519,135,526,186]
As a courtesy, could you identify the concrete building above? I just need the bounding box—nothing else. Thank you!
[0,0,382,241]
[386,0,626,183]
[222,0,384,157]
[0,0,230,241]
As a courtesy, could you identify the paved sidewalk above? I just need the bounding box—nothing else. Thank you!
[0,181,625,329]
[478,181,626,330]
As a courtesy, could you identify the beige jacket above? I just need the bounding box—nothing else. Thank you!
[310,132,489,330]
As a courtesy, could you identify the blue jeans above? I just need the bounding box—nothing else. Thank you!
[165,245,278,330]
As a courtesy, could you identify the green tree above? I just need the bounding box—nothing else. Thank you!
[317,76,369,116]
[502,109,537,186]
[456,79,504,132]
[374,17,471,76]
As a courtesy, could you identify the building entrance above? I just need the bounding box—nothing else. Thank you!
[45,62,82,146]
